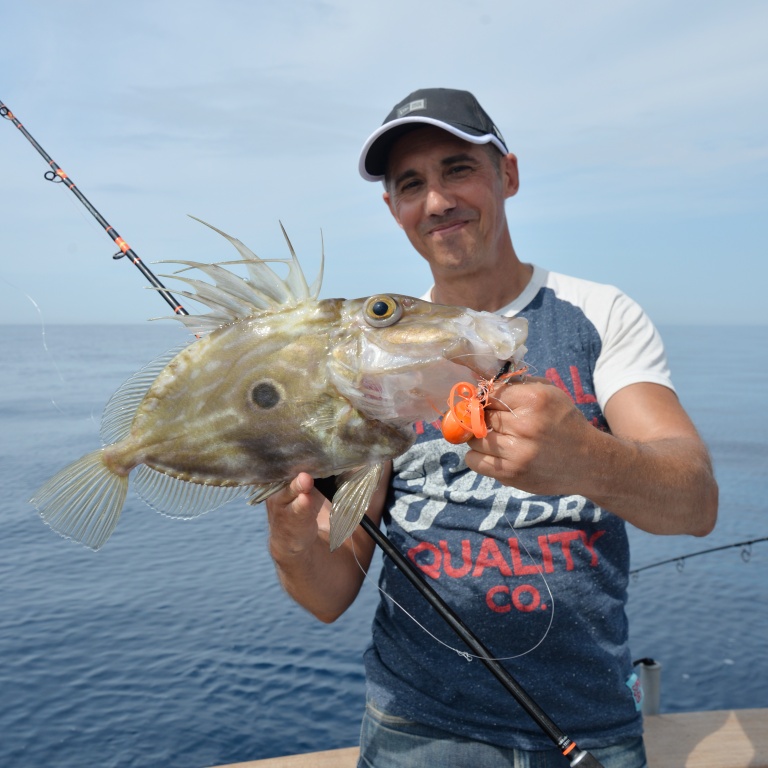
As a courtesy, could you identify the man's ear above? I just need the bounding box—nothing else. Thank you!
[502,153,520,199]
[382,190,405,230]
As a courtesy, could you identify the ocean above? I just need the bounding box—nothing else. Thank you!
[1,323,766,768]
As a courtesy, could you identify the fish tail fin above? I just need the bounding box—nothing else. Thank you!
[30,449,129,550]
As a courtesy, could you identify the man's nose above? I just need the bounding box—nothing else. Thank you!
[425,181,456,216]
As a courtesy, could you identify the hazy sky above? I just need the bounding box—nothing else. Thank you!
[2,0,766,326]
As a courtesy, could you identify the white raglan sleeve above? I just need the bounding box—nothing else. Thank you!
[592,288,674,410]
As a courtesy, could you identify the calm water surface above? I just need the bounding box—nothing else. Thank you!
[1,323,766,767]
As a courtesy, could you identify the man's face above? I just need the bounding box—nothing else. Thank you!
[383,126,519,277]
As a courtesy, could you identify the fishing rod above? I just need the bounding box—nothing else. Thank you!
[630,535,768,576]
[361,516,603,766]
[4,100,604,767]
[0,99,188,317]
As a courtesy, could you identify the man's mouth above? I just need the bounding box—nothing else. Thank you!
[426,216,473,237]
[430,221,465,236]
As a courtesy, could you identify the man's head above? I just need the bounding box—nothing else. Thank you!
[358,88,508,183]
[356,89,520,294]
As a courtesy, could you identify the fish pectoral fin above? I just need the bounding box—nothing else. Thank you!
[30,448,128,551]
[246,481,290,506]
[328,464,383,552]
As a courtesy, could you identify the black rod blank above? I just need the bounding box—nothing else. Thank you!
[0,99,188,317]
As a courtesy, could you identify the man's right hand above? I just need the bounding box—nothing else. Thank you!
[264,466,389,623]
[267,472,331,560]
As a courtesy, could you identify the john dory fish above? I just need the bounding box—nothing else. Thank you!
[31,220,528,551]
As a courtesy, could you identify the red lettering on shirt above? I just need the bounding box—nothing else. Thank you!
[570,366,597,404]
[546,368,573,401]
[512,584,542,613]
[472,539,513,577]
[508,538,542,576]
[538,534,555,573]
[413,419,443,435]
[407,530,607,592]
[486,585,512,613]
[545,366,597,405]
[440,540,473,578]
[548,530,582,570]
[580,529,606,566]
[408,541,441,579]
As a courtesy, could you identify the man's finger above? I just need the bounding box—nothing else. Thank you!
[484,375,551,411]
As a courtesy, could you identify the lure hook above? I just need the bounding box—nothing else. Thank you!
[440,364,527,444]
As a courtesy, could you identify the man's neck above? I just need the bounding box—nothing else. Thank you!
[431,259,533,313]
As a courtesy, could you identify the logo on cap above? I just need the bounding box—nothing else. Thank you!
[397,99,427,118]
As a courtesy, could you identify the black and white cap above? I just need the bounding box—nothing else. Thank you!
[358,88,508,182]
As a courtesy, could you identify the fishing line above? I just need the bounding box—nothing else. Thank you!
[2,277,69,414]
[348,488,555,662]
[349,536,474,662]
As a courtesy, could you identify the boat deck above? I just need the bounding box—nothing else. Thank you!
[212,709,768,768]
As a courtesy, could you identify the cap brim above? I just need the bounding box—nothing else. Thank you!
[358,117,508,182]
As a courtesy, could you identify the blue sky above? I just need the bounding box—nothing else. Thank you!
[1,0,766,326]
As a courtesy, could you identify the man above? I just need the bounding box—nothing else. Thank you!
[266,88,718,767]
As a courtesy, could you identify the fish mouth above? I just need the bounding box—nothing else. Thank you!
[443,323,527,381]
[445,351,521,381]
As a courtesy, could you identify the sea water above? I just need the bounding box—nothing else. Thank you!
[0,323,766,768]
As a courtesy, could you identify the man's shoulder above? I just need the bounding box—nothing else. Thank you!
[538,266,626,302]
[535,265,645,321]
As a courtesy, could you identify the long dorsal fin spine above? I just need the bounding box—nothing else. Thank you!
[152,217,323,330]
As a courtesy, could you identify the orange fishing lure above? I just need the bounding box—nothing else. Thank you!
[440,365,528,444]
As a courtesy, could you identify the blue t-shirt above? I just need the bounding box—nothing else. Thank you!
[363,266,672,750]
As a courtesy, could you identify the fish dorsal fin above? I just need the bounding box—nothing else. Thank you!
[132,464,252,519]
[100,341,192,446]
[329,464,383,551]
[152,217,323,334]
[307,228,325,301]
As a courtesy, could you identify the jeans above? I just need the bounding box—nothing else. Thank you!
[357,700,647,768]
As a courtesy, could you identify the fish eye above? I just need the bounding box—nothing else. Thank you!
[364,295,404,328]
[251,381,281,409]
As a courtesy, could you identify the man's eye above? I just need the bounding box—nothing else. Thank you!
[448,164,472,175]
[399,179,422,193]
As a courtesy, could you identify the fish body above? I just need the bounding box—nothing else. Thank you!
[31,221,528,551]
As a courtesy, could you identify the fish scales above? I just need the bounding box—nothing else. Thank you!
[30,219,528,551]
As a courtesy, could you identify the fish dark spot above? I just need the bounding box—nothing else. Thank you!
[251,381,281,409]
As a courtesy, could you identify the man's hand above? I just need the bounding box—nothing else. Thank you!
[267,473,330,560]
[265,466,389,622]
[464,379,718,537]
[465,377,594,496]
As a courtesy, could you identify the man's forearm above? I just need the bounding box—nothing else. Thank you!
[576,432,718,536]
[468,381,718,537]
[270,528,373,623]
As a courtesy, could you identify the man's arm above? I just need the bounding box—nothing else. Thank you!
[266,464,390,623]
[466,380,718,537]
